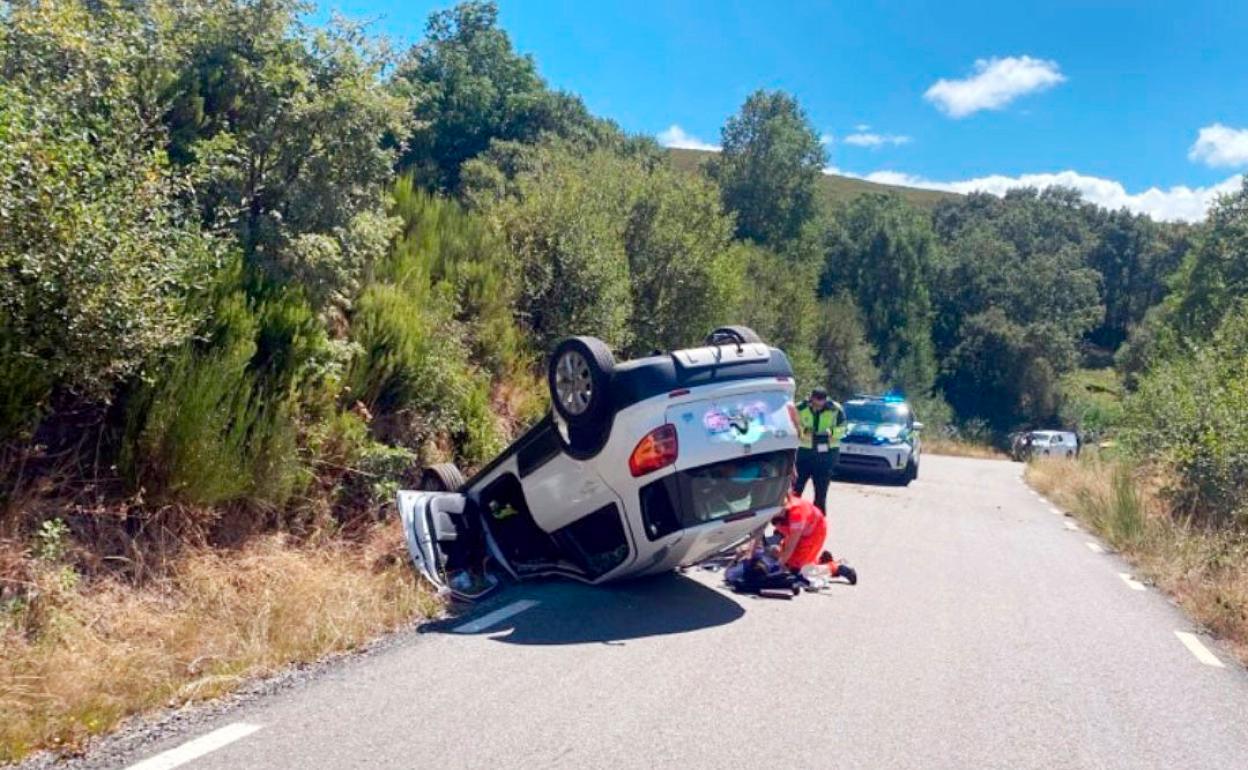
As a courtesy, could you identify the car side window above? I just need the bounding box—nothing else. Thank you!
[1051,436,1061,445]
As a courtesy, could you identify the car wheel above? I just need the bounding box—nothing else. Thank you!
[548,336,615,428]
[905,459,918,484]
[705,325,764,346]
[420,463,466,493]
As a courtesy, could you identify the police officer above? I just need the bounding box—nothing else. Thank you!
[794,386,845,515]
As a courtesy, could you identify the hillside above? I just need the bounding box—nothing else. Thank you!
[666,147,959,210]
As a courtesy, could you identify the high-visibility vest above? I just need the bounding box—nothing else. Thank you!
[796,400,845,449]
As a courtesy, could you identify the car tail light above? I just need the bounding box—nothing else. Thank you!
[629,424,679,477]
[786,402,800,432]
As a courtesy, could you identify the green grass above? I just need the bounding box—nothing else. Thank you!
[665,147,960,210]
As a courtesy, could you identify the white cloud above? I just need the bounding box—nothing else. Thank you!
[824,166,1241,222]
[656,124,719,151]
[842,132,911,148]
[1188,123,1248,168]
[924,56,1065,118]
[819,133,835,146]
[854,123,871,132]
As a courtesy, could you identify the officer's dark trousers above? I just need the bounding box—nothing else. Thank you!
[794,447,835,515]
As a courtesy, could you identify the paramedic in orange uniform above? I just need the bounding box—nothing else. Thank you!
[771,491,827,571]
[767,468,858,584]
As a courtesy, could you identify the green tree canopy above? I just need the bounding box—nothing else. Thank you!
[0,0,216,422]
[162,0,404,309]
[708,90,826,247]
[1164,178,1248,339]
[821,194,939,396]
[393,1,610,192]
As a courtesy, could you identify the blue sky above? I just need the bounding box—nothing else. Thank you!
[317,0,1248,221]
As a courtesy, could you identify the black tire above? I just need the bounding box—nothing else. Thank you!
[420,463,465,493]
[705,325,764,346]
[548,336,615,428]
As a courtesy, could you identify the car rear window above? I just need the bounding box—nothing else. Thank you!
[639,450,793,541]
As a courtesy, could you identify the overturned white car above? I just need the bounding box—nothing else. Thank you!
[397,327,800,600]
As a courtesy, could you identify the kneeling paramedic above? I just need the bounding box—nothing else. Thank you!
[770,484,857,585]
[794,387,846,515]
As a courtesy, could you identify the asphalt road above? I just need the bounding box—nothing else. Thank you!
[96,455,1248,769]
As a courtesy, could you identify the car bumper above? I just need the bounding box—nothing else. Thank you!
[836,443,912,473]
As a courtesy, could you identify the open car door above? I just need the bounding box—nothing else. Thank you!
[396,490,501,601]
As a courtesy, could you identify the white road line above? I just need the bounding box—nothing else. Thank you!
[1049,506,1063,515]
[124,723,262,770]
[1175,631,1225,668]
[453,599,539,634]
[1064,521,1080,531]
[1085,542,1105,553]
[1118,573,1146,591]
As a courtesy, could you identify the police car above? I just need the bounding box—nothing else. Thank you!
[835,394,923,484]
[396,326,801,600]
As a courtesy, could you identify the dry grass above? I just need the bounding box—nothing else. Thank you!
[1027,455,1248,665]
[0,524,439,762]
[923,437,1007,460]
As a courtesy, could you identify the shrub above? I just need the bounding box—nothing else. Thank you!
[386,179,524,376]
[1123,303,1248,525]
[345,283,503,466]
[122,295,305,510]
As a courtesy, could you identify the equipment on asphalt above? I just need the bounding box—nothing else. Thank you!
[397,327,802,601]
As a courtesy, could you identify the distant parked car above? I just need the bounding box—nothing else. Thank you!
[1028,430,1079,459]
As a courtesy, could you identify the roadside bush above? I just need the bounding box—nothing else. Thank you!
[345,283,503,466]
[386,178,524,376]
[0,82,213,423]
[1059,368,1125,436]
[1123,303,1248,525]
[466,142,637,350]
[122,295,305,510]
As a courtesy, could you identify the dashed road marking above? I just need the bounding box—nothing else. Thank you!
[1118,573,1146,591]
[1085,542,1105,553]
[1175,631,1225,668]
[1049,506,1063,516]
[1064,521,1080,531]
[124,723,262,770]
[453,599,540,634]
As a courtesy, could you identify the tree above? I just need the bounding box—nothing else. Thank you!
[822,195,938,396]
[1164,178,1248,339]
[708,90,826,247]
[928,188,1106,427]
[941,310,1068,432]
[466,142,638,350]
[622,164,742,355]
[729,242,824,391]
[465,140,748,355]
[393,1,609,191]
[1084,209,1188,350]
[162,0,404,309]
[812,294,881,400]
[0,0,215,427]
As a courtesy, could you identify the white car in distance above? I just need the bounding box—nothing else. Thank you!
[1029,430,1080,459]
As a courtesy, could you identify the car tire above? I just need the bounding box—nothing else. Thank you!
[548,336,615,429]
[705,325,764,346]
[905,459,918,484]
[420,463,466,493]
